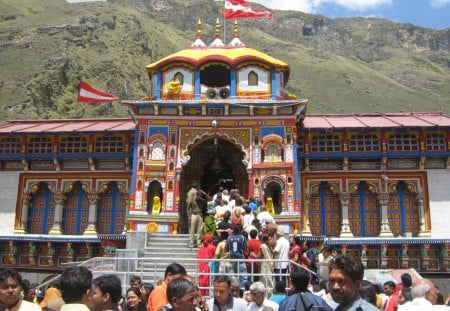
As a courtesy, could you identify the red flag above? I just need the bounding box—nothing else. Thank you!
[224,0,272,20]
[77,80,118,103]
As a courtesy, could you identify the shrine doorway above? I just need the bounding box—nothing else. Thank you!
[179,137,248,233]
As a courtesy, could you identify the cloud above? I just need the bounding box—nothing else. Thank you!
[430,0,450,8]
[253,0,392,13]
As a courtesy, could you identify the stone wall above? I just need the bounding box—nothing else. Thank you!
[0,171,20,234]
[427,169,450,238]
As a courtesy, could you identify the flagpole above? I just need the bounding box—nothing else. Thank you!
[223,1,226,43]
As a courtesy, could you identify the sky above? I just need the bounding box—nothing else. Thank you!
[252,0,450,30]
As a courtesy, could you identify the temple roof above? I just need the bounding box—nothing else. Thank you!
[0,118,135,134]
[145,46,290,81]
[303,112,450,129]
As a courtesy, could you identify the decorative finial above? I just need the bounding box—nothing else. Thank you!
[214,18,221,38]
[233,20,239,38]
[191,18,206,48]
[196,19,202,39]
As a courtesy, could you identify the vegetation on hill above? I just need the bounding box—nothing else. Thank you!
[0,0,449,121]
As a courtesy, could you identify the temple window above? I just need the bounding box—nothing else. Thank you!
[426,132,447,151]
[60,136,88,154]
[62,182,89,235]
[248,71,258,86]
[94,136,124,153]
[27,136,53,154]
[263,142,282,162]
[309,182,340,236]
[0,137,21,154]
[297,136,305,153]
[311,134,342,153]
[349,134,380,152]
[149,140,165,160]
[27,182,55,234]
[97,182,127,234]
[387,133,419,152]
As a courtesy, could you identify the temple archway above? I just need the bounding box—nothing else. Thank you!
[179,137,248,232]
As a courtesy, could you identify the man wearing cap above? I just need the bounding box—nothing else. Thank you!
[273,226,290,284]
[318,244,333,282]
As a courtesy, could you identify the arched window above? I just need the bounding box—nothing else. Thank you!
[0,137,21,154]
[95,136,124,153]
[263,142,282,162]
[97,182,127,234]
[27,137,53,154]
[60,136,88,154]
[349,134,380,152]
[348,182,379,236]
[149,140,165,160]
[388,181,420,236]
[387,133,419,152]
[248,71,258,86]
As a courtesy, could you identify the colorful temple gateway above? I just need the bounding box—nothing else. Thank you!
[0,21,449,275]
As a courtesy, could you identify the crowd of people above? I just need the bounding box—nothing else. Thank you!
[1,254,450,311]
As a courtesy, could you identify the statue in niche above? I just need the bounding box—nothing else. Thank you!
[266,197,275,215]
[152,196,161,214]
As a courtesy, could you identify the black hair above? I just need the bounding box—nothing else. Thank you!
[383,281,396,289]
[164,263,187,279]
[60,266,93,303]
[213,275,231,287]
[167,278,197,304]
[359,280,377,306]
[274,280,286,294]
[290,267,310,292]
[249,229,258,239]
[329,255,364,283]
[400,273,412,287]
[129,275,142,285]
[0,268,22,288]
[93,274,122,304]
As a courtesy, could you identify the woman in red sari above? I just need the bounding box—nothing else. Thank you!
[197,233,216,295]
[288,235,304,268]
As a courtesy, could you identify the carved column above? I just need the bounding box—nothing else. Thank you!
[401,244,410,268]
[47,242,56,267]
[28,242,37,266]
[49,192,66,235]
[441,244,449,272]
[421,244,430,270]
[15,193,32,234]
[416,194,430,237]
[8,241,18,265]
[378,192,393,237]
[339,192,353,238]
[360,245,368,268]
[84,193,100,236]
[302,192,312,236]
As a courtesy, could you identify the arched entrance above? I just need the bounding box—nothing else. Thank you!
[179,137,248,233]
[264,180,283,214]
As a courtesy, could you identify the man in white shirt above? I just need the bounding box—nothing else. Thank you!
[248,282,279,311]
[273,226,290,284]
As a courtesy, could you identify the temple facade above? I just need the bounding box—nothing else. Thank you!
[0,20,449,274]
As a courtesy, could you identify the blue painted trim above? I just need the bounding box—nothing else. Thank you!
[398,182,406,234]
[320,182,327,234]
[0,234,126,242]
[359,182,366,235]
[194,68,201,100]
[298,151,450,160]
[230,69,237,98]
[271,69,277,100]
[156,71,162,100]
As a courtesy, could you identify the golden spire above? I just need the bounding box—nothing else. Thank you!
[214,18,221,38]
[196,19,202,39]
[233,20,239,38]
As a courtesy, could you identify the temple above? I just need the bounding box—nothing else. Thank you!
[0,20,449,274]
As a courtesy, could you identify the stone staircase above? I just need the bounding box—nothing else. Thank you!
[140,233,199,284]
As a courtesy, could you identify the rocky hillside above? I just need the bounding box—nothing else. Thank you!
[0,0,449,121]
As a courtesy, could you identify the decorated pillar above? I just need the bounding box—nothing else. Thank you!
[47,242,56,267]
[377,192,393,237]
[66,243,75,263]
[84,192,100,235]
[416,194,430,237]
[380,244,388,268]
[339,192,353,238]
[15,193,32,234]
[49,192,66,235]
[401,244,410,268]
[302,192,312,236]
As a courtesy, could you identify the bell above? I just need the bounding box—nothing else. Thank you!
[207,157,228,174]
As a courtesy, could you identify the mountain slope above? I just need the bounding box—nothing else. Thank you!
[0,0,449,122]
